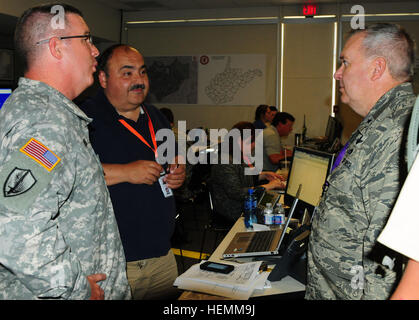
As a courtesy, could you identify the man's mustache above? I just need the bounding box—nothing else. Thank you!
[130,84,146,91]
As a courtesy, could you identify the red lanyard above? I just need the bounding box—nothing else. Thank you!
[118,107,158,158]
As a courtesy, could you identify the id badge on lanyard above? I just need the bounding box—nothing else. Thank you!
[119,107,173,198]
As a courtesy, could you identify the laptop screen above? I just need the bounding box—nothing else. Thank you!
[0,89,12,110]
[258,191,279,207]
[285,147,333,207]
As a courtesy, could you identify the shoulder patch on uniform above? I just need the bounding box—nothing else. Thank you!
[3,167,37,197]
[0,144,58,212]
[20,138,61,172]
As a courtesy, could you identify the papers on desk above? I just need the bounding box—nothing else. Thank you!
[252,223,271,231]
[174,261,269,300]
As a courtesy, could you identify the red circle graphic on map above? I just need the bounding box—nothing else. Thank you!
[200,55,209,65]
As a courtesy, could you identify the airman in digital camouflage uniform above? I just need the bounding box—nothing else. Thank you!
[306,23,416,300]
[0,4,130,299]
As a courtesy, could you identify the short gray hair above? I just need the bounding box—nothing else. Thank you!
[350,23,415,82]
[14,3,83,73]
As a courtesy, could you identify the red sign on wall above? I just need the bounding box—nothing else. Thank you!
[303,4,317,16]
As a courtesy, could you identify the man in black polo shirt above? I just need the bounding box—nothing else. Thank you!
[81,44,185,299]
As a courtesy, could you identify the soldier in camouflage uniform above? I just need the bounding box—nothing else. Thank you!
[306,23,416,300]
[0,4,130,299]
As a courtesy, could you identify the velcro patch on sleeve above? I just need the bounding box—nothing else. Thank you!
[0,139,61,212]
[20,138,60,172]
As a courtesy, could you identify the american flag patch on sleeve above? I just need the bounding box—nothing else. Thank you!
[20,138,61,171]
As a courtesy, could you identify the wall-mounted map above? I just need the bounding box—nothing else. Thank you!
[198,54,265,106]
[145,54,266,106]
[145,56,198,104]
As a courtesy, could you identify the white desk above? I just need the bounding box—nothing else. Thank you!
[179,217,305,299]
[208,217,305,298]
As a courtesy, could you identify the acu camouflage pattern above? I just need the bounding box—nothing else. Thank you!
[306,83,415,300]
[0,78,131,299]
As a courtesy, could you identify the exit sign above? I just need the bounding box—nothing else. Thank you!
[303,4,318,16]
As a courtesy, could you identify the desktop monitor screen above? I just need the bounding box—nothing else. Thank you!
[284,147,334,208]
[0,89,12,110]
[325,115,343,146]
[325,116,337,144]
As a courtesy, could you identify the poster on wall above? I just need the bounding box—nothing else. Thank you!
[198,54,266,106]
[144,54,266,105]
[144,56,198,104]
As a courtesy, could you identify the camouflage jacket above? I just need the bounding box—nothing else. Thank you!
[0,78,130,299]
[306,83,415,300]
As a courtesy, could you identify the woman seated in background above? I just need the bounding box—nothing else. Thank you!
[210,121,285,223]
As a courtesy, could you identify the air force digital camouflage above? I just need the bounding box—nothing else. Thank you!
[0,78,131,299]
[306,82,415,300]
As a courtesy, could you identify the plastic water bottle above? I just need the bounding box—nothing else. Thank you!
[244,189,256,229]
[264,203,273,225]
[274,203,285,225]
[251,196,258,225]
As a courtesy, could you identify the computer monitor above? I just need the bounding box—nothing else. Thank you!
[325,116,336,144]
[325,115,342,148]
[0,89,12,110]
[284,147,334,213]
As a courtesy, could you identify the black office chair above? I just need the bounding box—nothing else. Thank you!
[174,161,212,230]
[198,182,234,261]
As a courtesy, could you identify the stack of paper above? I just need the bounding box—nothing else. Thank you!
[174,261,269,300]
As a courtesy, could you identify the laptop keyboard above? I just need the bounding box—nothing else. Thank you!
[247,230,276,252]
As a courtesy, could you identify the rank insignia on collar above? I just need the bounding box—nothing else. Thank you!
[20,138,61,172]
[3,167,37,197]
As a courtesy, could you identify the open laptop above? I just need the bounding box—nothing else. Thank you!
[255,190,281,216]
[222,185,302,258]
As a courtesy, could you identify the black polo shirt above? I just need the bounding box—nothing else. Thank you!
[80,89,176,261]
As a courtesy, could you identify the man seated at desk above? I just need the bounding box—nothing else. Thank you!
[262,112,295,172]
[211,122,285,223]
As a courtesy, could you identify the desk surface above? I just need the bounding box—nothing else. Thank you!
[209,217,305,298]
[179,217,305,299]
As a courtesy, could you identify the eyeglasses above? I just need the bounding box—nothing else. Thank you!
[36,34,93,45]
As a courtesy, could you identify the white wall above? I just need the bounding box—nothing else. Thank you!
[126,23,278,131]
[122,2,419,143]
[282,21,336,146]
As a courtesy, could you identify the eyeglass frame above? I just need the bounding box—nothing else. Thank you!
[36,34,93,45]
